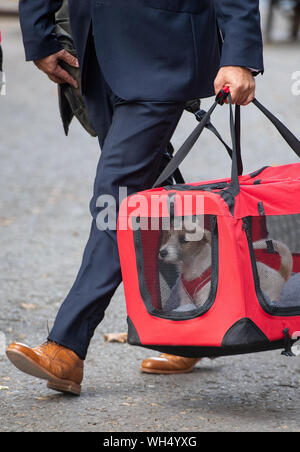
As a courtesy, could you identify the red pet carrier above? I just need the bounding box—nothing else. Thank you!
[117,91,300,358]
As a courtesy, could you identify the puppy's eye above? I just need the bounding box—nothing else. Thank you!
[179,235,189,244]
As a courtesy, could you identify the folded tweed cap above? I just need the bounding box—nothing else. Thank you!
[55,0,97,137]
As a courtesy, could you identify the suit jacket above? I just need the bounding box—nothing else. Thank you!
[19,0,264,102]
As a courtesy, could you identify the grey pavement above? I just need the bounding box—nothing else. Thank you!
[0,16,300,432]
[0,0,18,15]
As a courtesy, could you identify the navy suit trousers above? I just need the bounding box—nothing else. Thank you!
[48,41,185,359]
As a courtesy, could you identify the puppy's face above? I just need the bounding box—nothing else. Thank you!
[159,217,211,264]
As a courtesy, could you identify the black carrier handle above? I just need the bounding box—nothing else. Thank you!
[153,90,300,196]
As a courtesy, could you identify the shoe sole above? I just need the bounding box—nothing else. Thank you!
[140,366,196,375]
[46,380,81,395]
[6,349,81,396]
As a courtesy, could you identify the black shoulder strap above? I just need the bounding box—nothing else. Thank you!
[153,97,300,189]
[235,105,243,176]
[153,100,219,188]
[194,108,233,159]
[252,98,300,157]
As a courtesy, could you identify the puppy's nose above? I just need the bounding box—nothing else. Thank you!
[159,249,168,259]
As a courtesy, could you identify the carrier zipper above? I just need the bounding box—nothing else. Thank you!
[164,182,230,192]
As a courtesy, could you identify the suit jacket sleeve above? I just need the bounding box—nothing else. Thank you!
[214,0,264,72]
[19,0,64,61]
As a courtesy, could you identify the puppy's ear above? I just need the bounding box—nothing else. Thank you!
[159,229,169,247]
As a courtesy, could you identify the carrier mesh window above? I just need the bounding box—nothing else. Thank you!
[134,215,217,318]
[248,214,300,313]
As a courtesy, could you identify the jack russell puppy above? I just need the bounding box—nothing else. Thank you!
[159,216,293,311]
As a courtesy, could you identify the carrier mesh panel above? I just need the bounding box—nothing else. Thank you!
[250,215,300,309]
[136,215,214,316]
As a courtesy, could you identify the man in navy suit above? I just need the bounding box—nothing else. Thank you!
[7,0,263,394]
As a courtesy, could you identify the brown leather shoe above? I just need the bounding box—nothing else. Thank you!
[6,341,83,395]
[141,353,201,374]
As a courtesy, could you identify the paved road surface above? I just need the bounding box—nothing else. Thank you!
[0,17,299,432]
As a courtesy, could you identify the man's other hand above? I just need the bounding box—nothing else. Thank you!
[34,49,79,88]
[214,66,256,106]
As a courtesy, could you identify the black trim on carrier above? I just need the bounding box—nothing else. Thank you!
[163,182,236,216]
[127,340,288,359]
[163,182,230,192]
[127,318,297,358]
[221,318,269,347]
[127,317,141,346]
[133,215,219,321]
[162,168,270,216]
[249,166,269,178]
[243,217,300,317]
